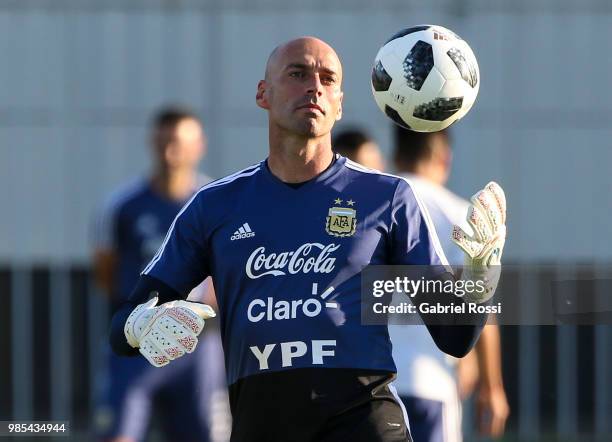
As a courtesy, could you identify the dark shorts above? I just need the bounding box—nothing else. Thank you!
[229,368,412,442]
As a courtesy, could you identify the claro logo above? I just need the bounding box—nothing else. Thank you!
[245,243,340,279]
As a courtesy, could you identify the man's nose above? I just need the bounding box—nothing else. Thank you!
[306,75,323,96]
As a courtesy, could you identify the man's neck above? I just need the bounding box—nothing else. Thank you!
[151,169,197,201]
[267,133,334,183]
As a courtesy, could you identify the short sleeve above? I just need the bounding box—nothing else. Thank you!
[141,192,210,294]
[389,179,449,266]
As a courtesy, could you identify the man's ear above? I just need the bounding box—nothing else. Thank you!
[335,91,343,121]
[256,80,269,110]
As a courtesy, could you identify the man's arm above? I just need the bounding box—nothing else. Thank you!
[426,323,486,358]
[93,249,117,297]
[409,270,489,358]
[392,180,506,358]
[432,181,507,357]
[109,190,213,366]
[391,180,491,357]
[473,324,510,438]
[91,197,119,298]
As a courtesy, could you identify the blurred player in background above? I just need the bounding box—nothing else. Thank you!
[332,127,385,171]
[390,127,509,442]
[92,106,230,442]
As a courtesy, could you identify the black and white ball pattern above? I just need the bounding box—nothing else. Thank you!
[371,24,480,132]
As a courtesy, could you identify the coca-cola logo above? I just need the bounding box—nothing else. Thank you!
[245,243,340,279]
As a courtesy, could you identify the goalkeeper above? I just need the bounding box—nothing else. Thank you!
[110,37,506,442]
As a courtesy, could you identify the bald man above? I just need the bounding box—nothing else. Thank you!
[109,37,499,442]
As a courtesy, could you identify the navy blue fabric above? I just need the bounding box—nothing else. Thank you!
[141,156,448,384]
[105,180,189,311]
[401,395,445,442]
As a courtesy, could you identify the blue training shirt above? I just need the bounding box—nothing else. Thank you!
[142,155,448,385]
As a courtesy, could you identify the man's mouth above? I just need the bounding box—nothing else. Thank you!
[297,103,325,115]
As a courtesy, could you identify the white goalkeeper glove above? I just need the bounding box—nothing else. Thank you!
[124,294,216,367]
[452,181,507,304]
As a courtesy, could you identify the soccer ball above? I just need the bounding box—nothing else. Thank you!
[371,25,479,132]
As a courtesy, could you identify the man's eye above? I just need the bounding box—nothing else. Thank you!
[323,77,336,84]
[290,71,304,78]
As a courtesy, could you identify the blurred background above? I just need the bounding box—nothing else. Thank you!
[0,0,610,441]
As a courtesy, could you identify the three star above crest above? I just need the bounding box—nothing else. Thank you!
[347,199,355,206]
[334,198,342,205]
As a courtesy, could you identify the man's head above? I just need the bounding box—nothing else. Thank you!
[150,106,205,172]
[333,128,385,171]
[256,37,343,138]
[393,127,451,185]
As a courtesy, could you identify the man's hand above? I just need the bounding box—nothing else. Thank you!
[124,294,216,367]
[476,384,510,438]
[452,181,507,303]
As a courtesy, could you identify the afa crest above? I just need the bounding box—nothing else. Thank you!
[326,199,357,237]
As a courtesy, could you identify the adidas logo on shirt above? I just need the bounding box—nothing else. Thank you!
[231,223,256,241]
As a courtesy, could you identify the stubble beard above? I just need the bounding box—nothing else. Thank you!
[275,112,324,138]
